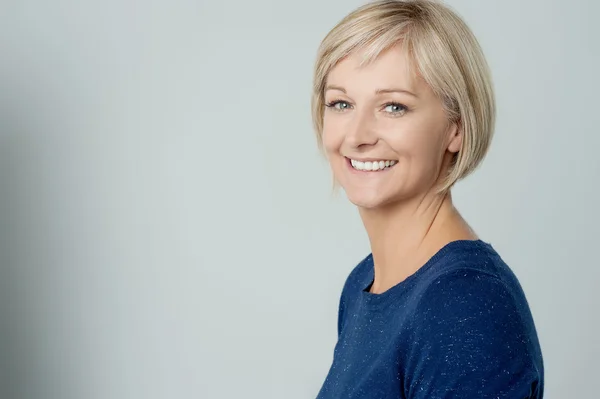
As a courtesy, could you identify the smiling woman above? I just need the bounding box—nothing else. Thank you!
[322,43,462,209]
[312,1,544,398]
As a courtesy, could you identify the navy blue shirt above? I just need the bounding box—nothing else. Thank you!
[316,239,544,398]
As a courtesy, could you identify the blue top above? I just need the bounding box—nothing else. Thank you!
[316,239,544,398]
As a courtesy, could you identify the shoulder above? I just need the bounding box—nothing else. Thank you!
[412,267,521,328]
[415,240,525,300]
[403,267,543,397]
[411,240,533,337]
[341,252,373,295]
[335,253,372,336]
[337,253,372,312]
[408,240,540,356]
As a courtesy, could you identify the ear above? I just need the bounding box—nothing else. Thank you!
[446,120,462,154]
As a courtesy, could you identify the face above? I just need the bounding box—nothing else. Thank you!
[322,44,461,210]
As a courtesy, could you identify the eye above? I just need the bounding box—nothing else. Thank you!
[325,100,352,111]
[383,102,408,115]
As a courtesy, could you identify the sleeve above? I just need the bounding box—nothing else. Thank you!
[404,269,541,399]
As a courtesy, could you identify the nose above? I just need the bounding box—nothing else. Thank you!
[345,107,378,148]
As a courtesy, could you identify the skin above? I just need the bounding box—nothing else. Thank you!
[322,44,478,294]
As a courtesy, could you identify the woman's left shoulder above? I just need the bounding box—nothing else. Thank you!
[431,239,523,291]
[413,257,540,345]
[405,250,545,398]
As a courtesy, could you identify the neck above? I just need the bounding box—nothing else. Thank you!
[358,190,476,294]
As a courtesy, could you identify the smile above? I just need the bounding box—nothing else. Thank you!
[348,158,397,172]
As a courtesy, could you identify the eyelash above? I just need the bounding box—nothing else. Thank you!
[324,99,408,116]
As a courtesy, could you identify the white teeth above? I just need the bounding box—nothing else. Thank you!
[350,158,396,171]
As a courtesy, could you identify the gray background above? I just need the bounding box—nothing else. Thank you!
[0,0,598,398]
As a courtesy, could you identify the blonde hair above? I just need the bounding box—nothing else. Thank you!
[311,0,495,192]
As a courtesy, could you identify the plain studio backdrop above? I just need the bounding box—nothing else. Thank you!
[0,0,598,398]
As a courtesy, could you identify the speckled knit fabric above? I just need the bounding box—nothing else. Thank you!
[316,239,544,399]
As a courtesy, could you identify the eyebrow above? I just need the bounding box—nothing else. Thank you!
[325,85,418,98]
[375,88,418,98]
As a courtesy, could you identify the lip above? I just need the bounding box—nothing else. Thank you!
[345,156,396,174]
[345,156,395,162]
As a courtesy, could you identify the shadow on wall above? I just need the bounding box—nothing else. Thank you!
[0,99,64,399]
[0,113,32,399]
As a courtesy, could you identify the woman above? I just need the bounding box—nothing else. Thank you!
[312,1,544,398]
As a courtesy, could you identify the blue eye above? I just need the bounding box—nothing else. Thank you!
[383,103,407,114]
[325,100,352,111]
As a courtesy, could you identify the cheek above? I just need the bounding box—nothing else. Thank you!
[385,129,436,159]
[321,117,343,153]
[384,122,448,168]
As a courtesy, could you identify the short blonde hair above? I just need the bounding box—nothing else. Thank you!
[311,0,495,192]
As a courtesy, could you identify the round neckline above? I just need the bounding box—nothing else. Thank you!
[359,239,493,309]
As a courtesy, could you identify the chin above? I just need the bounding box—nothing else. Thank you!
[344,190,396,210]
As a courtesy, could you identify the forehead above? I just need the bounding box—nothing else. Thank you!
[326,45,422,93]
